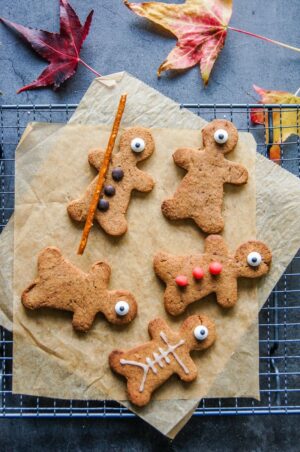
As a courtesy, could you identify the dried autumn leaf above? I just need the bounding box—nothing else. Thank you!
[251,85,300,163]
[125,0,300,86]
[125,0,232,85]
[0,0,100,93]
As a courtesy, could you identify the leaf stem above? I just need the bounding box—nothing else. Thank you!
[228,26,300,53]
[79,58,102,77]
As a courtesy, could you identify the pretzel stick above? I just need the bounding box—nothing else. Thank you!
[77,94,127,255]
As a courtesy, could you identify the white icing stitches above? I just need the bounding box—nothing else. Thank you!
[120,332,189,392]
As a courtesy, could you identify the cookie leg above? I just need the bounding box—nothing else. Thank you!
[67,198,89,223]
[216,280,238,308]
[68,179,96,223]
[127,379,152,407]
[192,207,224,234]
[109,350,126,375]
[164,285,187,316]
[21,282,44,310]
[72,308,96,332]
[96,210,128,236]
[161,198,187,221]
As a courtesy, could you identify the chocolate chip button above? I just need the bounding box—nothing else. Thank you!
[112,167,124,182]
[104,185,116,197]
[98,198,109,211]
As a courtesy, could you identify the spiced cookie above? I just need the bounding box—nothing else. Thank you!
[22,247,138,331]
[161,120,248,233]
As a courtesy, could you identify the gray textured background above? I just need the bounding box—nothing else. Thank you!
[0,0,299,450]
[0,0,299,104]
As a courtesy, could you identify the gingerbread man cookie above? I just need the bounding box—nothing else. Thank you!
[109,314,216,406]
[161,119,248,233]
[21,247,137,332]
[154,235,272,316]
[67,127,155,236]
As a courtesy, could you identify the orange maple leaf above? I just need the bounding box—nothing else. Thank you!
[125,0,232,85]
[251,86,300,163]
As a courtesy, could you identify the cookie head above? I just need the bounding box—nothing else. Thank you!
[235,240,272,278]
[103,291,138,325]
[202,119,238,155]
[119,127,155,162]
[180,315,216,351]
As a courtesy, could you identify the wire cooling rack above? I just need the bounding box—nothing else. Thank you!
[0,103,299,417]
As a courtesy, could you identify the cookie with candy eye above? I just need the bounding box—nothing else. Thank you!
[21,247,138,332]
[67,127,155,236]
[109,314,216,407]
[161,119,248,234]
[154,234,272,315]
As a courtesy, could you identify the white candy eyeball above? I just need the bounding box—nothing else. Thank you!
[194,325,209,341]
[131,137,145,153]
[115,300,130,316]
[214,129,228,144]
[247,251,262,267]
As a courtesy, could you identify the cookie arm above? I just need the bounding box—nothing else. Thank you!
[37,247,63,276]
[204,235,229,256]
[89,261,111,286]
[88,148,106,171]
[175,356,198,382]
[148,318,172,340]
[216,279,238,308]
[153,251,174,282]
[132,169,155,192]
[173,148,194,170]
[224,161,248,185]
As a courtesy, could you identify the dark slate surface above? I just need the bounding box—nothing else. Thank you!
[0,0,299,104]
[0,0,299,450]
[0,415,299,451]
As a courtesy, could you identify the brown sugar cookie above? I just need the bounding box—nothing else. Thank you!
[109,314,216,406]
[161,119,248,233]
[67,127,155,236]
[21,247,138,332]
[153,235,272,316]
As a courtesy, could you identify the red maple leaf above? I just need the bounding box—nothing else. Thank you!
[0,0,100,93]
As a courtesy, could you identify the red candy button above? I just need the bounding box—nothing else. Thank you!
[209,262,222,275]
[175,275,188,287]
[192,267,204,280]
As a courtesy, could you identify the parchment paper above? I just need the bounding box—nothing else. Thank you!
[0,72,299,437]
[13,123,257,404]
[0,123,64,331]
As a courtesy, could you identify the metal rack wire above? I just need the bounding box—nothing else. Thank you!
[0,103,299,417]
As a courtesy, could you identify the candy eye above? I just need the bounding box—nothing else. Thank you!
[115,300,130,316]
[194,325,209,341]
[214,129,228,144]
[247,251,262,267]
[131,138,145,153]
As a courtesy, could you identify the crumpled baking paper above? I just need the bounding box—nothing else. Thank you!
[0,72,299,438]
